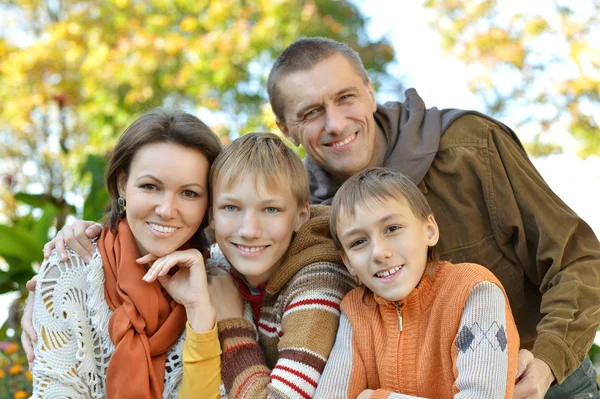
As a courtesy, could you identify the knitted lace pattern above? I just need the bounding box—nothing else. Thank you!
[31,246,185,399]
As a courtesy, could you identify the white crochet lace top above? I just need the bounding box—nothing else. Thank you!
[31,246,185,399]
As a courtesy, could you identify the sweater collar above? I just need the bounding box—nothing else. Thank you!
[265,205,343,294]
[373,261,449,310]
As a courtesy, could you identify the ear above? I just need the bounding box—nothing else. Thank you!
[339,250,355,276]
[117,171,128,198]
[293,201,311,232]
[276,119,298,146]
[425,214,440,247]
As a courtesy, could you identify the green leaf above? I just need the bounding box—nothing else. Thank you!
[0,225,43,264]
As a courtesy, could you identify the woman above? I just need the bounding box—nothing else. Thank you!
[30,109,222,398]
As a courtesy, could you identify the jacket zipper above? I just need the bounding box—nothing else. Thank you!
[394,302,403,331]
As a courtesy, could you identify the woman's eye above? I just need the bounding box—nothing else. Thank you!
[224,205,237,212]
[141,184,157,190]
[265,207,279,214]
[182,190,198,198]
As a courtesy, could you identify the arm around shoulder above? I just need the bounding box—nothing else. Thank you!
[489,124,600,382]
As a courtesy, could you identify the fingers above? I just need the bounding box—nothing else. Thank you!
[21,331,34,370]
[42,238,56,259]
[20,292,37,366]
[136,254,158,265]
[142,256,179,283]
[84,222,103,239]
[67,220,99,262]
[53,230,68,262]
[25,276,38,292]
[516,349,535,380]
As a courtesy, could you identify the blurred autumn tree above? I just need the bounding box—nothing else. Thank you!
[424,0,600,158]
[0,0,395,332]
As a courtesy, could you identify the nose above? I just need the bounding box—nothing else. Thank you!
[371,235,392,264]
[155,193,178,220]
[238,210,261,240]
[324,106,347,135]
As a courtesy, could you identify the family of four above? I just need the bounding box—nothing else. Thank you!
[22,37,600,399]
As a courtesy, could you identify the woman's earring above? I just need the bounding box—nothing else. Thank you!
[117,197,126,217]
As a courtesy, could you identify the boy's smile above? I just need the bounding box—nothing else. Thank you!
[336,196,439,302]
[211,173,310,286]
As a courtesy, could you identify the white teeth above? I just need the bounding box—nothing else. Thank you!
[376,266,402,278]
[238,245,265,253]
[331,134,355,147]
[149,223,177,233]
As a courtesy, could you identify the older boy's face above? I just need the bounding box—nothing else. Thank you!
[210,173,310,286]
[336,197,439,302]
[275,54,384,179]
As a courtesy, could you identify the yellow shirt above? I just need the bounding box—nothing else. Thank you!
[178,322,222,399]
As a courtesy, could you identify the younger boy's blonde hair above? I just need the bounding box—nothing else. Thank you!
[330,167,439,265]
[209,132,309,206]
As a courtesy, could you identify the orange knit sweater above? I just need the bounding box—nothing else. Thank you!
[315,261,519,399]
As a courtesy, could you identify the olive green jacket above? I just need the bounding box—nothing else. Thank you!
[306,98,600,383]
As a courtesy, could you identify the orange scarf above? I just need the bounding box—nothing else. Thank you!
[99,220,187,399]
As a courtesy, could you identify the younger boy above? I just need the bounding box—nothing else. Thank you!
[315,168,519,399]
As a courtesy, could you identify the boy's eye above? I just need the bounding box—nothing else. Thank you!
[349,239,366,248]
[223,205,238,212]
[182,190,198,198]
[264,207,279,214]
[385,225,401,233]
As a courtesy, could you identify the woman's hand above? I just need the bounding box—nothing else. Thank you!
[20,277,38,369]
[43,220,103,263]
[139,249,215,332]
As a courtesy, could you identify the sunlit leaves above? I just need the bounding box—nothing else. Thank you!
[424,0,600,157]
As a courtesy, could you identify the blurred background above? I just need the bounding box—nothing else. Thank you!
[1,0,599,396]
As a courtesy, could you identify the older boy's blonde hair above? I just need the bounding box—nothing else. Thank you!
[209,132,309,206]
[330,168,439,264]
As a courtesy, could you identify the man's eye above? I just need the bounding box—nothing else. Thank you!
[304,109,318,119]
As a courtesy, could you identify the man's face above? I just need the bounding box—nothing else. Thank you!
[276,54,384,179]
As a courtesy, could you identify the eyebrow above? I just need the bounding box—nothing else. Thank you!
[135,174,205,190]
[294,86,358,119]
[341,212,402,239]
[215,194,285,205]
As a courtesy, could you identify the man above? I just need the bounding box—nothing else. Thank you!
[268,37,600,398]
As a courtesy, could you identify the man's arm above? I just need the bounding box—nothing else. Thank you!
[488,121,600,383]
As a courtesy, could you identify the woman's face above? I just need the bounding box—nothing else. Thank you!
[118,142,210,257]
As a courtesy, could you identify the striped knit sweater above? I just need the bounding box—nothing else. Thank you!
[217,205,357,398]
[314,262,519,399]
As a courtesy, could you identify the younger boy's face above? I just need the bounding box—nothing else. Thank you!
[336,196,439,302]
[211,173,310,286]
